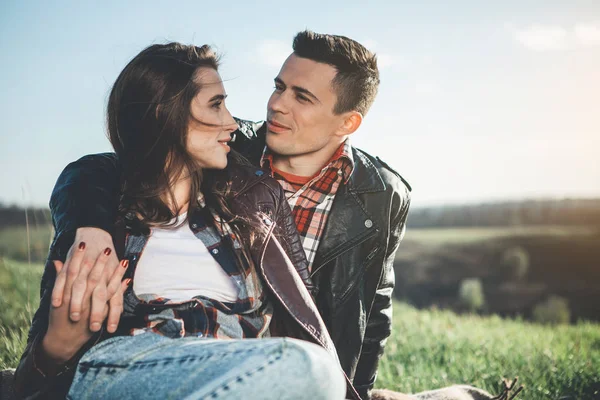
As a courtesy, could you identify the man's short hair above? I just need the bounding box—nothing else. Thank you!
[292,30,380,116]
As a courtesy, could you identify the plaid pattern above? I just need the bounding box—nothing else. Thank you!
[261,140,354,269]
[117,193,272,340]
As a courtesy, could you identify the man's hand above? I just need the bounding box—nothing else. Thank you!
[51,227,127,333]
[42,259,130,364]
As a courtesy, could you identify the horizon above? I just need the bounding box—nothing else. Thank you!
[3,195,600,211]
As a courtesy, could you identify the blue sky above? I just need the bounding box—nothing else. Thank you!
[1,1,599,207]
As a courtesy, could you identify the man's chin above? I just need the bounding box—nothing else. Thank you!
[265,136,294,157]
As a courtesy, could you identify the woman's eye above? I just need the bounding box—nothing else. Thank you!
[212,101,222,109]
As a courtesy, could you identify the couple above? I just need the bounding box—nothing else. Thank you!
[15,30,411,399]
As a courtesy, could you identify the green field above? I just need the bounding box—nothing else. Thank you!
[1,257,598,399]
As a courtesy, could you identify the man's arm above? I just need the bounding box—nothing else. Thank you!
[50,153,121,239]
[48,153,125,333]
[353,187,411,399]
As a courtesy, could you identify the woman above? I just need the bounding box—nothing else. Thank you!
[14,43,356,399]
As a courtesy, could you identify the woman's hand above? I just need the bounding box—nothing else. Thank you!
[43,248,130,364]
[51,227,127,333]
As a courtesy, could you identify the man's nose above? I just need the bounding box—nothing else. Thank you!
[268,92,288,114]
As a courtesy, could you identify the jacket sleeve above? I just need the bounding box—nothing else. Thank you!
[50,153,121,239]
[353,188,411,399]
[13,234,103,399]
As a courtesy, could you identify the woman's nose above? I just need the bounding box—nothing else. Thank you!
[222,109,238,133]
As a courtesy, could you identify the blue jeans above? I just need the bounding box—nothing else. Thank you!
[67,333,346,399]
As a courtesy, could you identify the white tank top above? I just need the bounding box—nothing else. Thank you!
[133,212,238,302]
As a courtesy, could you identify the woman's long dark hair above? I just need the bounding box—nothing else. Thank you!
[108,42,218,226]
[108,43,260,271]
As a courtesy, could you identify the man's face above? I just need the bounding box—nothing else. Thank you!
[266,54,345,158]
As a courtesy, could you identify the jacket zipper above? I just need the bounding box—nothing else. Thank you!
[310,228,378,278]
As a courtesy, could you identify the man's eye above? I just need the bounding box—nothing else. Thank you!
[274,85,284,91]
[297,94,310,103]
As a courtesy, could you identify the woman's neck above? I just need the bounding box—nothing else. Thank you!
[167,174,192,215]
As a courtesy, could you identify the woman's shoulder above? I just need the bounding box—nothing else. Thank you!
[226,163,282,202]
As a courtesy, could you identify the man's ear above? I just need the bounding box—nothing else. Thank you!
[336,111,363,137]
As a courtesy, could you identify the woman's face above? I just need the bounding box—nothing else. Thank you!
[186,67,238,170]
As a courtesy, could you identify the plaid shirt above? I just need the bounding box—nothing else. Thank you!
[117,193,272,340]
[261,140,354,270]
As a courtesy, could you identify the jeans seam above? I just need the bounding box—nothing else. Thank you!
[196,339,289,400]
[79,347,259,370]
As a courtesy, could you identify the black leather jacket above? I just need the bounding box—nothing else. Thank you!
[15,160,360,399]
[234,120,412,399]
[37,120,411,399]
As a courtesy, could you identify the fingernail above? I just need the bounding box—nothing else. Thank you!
[91,322,101,331]
[71,312,80,320]
[104,248,112,256]
[126,278,132,286]
[121,260,129,268]
[109,324,117,332]
[78,241,86,250]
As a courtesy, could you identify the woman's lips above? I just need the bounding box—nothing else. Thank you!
[218,138,231,151]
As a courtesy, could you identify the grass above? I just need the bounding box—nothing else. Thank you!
[0,225,53,264]
[0,258,43,369]
[1,257,599,399]
[376,303,600,399]
[401,226,599,249]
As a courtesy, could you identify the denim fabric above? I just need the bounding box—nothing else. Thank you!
[67,333,345,400]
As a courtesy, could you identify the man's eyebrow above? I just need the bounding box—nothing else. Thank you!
[208,94,227,102]
[274,77,320,103]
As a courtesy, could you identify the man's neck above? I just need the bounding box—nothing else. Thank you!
[271,139,346,177]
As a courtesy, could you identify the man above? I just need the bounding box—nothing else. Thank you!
[46,31,411,399]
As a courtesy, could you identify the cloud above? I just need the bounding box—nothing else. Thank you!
[574,23,600,45]
[413,80,439,96]
[361,39,398,69]
[257,40,291,68]
[512,24,568,51]
[510,22,600,51]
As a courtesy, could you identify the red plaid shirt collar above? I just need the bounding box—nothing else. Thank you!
[260,139,354,184]
[260,140,354,269]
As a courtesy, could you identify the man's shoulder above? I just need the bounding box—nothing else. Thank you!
[352,146,412,194]
[232,118,267,164]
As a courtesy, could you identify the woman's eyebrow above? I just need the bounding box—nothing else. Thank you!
[208,94,227,102]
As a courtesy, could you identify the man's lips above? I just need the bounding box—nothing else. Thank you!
[267,120,291,133]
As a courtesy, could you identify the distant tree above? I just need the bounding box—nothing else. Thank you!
[501,246,530,281]
[458,278,485,312]
[533,296,571,325]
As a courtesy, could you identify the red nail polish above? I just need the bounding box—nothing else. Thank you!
[121,260,129,268]
[104,248,112,256]
[78,242,86,250]
[126,278,132,286]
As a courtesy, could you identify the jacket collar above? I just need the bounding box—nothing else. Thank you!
[220,160,271,198]
[346,147,386,194]
[310,146,385,275]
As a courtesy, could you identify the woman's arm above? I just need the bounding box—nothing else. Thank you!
[14,252,129,398]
